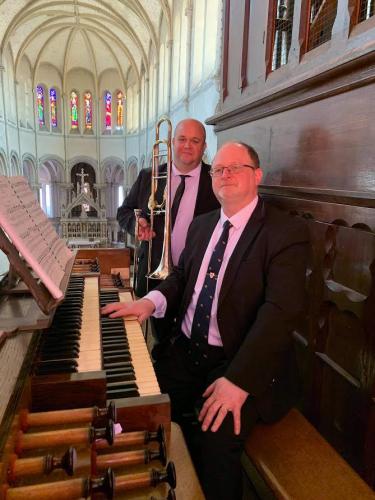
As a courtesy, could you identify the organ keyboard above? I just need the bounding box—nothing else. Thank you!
[0,247,172,498]
[0,176,204,499]
[28,250,170,434]
[31,276,162,403]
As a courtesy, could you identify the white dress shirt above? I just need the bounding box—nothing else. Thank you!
[147,196,259,345]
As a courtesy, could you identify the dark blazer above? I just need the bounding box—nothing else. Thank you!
[117,162,220,296]
[156,199,309,422]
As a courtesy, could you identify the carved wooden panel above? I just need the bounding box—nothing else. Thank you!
[240,0,251,91]
[262,193,375,486]
[222,0,231,101]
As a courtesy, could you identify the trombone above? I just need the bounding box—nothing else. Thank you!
[133,116,173,292]
[147,116,173,284]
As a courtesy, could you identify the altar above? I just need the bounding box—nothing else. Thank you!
[60,168,108,245]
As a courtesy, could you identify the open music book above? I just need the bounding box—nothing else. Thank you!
[0,176,72,300]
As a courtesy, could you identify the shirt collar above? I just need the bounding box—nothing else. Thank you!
[172,162,201,178]
[220,196,259,230]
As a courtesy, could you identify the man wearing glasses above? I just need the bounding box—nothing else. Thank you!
[103,142,309,500]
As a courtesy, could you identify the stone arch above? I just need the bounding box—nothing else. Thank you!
[68,156,98,183]
[10,151,20,175]
[39,155,64,182]
[22,153,37,185]
[101,156,125,183]
[70,162,97,217]
[102,157,126,218]
[39,156,64,217]
[126,156,138,188]
[0,149,7,175]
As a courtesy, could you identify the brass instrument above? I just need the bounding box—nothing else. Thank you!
[146,116,173,284]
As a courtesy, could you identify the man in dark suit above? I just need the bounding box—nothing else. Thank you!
[117,118,220,298]
[104,142,309,500]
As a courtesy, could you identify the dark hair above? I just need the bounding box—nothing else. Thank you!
[235,142,260,168]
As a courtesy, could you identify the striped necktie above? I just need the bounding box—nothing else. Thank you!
[171,175,190,229]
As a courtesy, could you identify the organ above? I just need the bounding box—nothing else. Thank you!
[0,176,203,499]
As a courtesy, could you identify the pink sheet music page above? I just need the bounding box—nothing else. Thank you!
[0,176,73,299]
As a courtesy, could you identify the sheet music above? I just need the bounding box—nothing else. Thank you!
[0,176,73,299]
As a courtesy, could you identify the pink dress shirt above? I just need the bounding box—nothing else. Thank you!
[170,163,201,265]
[147,197,259,346]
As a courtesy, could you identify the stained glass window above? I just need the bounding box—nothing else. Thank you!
[84,91,93,130]
[36,86,45,127]
[105,91,112,130]
[70,91,79,129]
[49,88,57,128]
[116,91,124,129]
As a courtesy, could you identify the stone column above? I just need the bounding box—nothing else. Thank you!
[0,65,10,167]
[166,38,173,113]
[184,4,194,110]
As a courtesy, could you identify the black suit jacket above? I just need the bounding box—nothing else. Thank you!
[117,162,220,296]
[156,199,309,422]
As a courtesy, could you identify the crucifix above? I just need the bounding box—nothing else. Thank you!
[76,168,89,193]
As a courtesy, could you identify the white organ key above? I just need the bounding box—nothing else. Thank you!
[119,292,160,396]
[77,277,101,372]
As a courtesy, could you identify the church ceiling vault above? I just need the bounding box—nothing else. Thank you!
[0,0,173,87]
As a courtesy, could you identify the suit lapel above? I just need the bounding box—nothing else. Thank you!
[183,211,220,312]
[218,200,265,308]
[194,162,212,216]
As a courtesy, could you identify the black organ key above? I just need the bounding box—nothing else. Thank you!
[35,276,85,375]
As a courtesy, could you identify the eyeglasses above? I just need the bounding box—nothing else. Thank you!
[209,164,258,177]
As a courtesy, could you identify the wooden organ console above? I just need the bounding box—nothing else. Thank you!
[0,176,203,499]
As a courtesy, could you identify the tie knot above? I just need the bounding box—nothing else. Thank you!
[179,174,190,181]
[223,220,232,231]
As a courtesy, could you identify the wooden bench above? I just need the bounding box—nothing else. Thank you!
[243,408,375,500]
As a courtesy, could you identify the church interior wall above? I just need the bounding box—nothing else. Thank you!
[19,128,36,159]
[36,63,62,91]
[0,0,222,231]
[16,56,34,129]
[6,123,19,160]
[99,136,126,160]
[0,124,6,161]
[4,47,16,123]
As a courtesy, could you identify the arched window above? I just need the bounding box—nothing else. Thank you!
[105,91,112,130]
[36,85,45,127]
[84,91,93,130]
[49,88,57,128]
[70,91,79,129]
[116,90,124,129]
